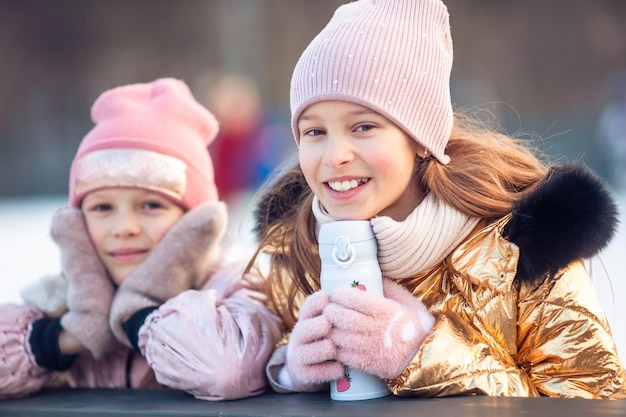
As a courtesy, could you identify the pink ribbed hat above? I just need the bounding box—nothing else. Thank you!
[69,78,220,210]
[291,0,453,164]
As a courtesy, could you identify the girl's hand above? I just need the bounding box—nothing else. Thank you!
[324,278,434,380]
[51,208,117,360]
[282,290,344,391]
[57,329,87,356]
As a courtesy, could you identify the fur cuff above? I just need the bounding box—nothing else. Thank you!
[20,274,68,318]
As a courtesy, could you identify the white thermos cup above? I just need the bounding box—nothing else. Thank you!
[318,220,391,401]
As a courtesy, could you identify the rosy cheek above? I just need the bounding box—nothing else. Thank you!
[154,231,168,245]
[88,234,106,255]
[154,222,176,245]
[84,224,99,246]
[298,163,317,191]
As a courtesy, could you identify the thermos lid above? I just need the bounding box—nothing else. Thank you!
[318,220,375,245]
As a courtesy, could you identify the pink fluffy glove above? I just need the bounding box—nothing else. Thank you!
[282,291,345,391]
[325,278,435,380]
[51,208,117,360]
[109,201,227,348]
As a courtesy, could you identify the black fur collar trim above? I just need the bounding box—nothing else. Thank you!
[502,162,618,284]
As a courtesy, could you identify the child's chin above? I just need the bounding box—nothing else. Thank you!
[111,269,134,286]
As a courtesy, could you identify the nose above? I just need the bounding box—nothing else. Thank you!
[111,208,141,238]
[322,134,354,168]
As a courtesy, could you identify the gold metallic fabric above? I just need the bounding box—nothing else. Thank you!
[386,218,625,398]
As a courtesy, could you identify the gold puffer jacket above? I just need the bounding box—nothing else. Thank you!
[261,163,625,398]
[389,215,625,398]
[391,164,625,398]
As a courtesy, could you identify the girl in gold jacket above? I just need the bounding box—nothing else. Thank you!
[247,0,626,399]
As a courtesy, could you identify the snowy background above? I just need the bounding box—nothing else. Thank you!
[0,190,624,360]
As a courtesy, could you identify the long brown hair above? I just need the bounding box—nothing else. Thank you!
[246,111,550,329]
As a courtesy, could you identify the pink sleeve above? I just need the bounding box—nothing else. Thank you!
[0,304,63,398]
[0,304,148,396]
[137,261,284,400]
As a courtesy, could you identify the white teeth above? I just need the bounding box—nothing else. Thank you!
[328,178,369,192]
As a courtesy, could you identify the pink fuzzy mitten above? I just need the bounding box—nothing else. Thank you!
[282,291,344,391]
[51,208,117,360]
[325,278,434,380]
[109,201,227,347]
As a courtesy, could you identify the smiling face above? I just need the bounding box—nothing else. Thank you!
[81,188,185,285]
[298,100,424,221]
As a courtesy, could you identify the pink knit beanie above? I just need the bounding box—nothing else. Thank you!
[291,0,454,164]
[69,78,219,210]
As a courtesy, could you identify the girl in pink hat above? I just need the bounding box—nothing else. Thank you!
[0,78,282,400]
[247,0,625,399]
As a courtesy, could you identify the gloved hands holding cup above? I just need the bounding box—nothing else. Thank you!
[324,278,434,379]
